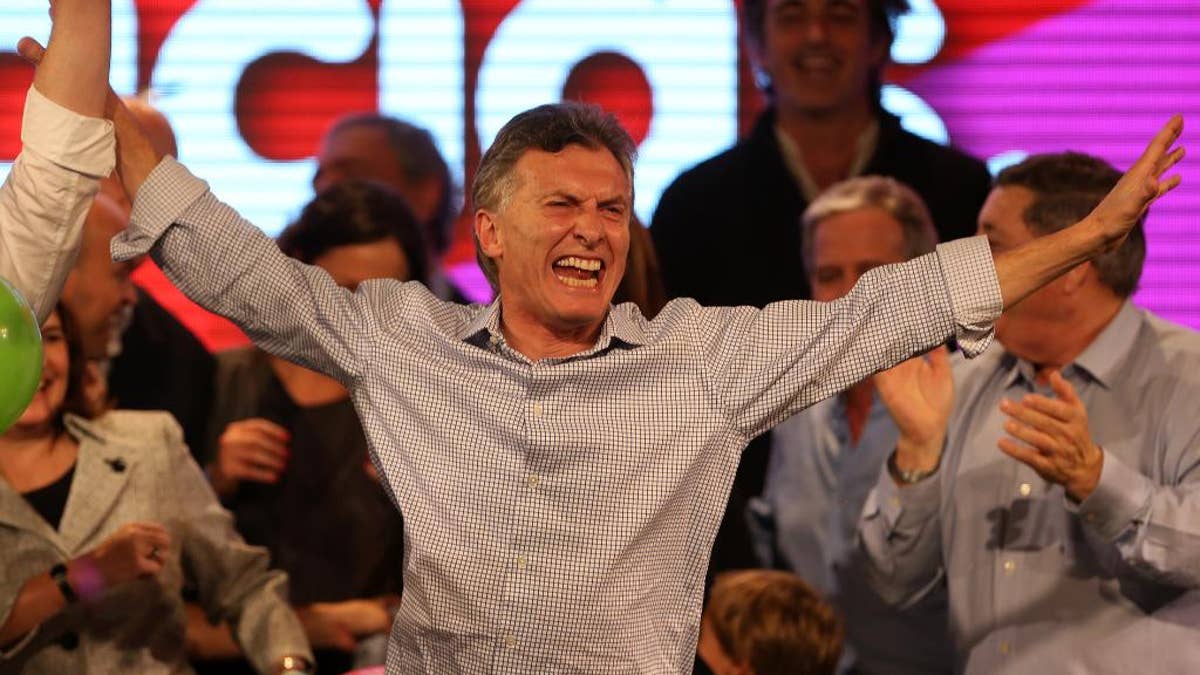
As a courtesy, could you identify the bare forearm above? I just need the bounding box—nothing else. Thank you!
[185,603,244,660]
[993,216,1106,310]
[32,0,111,117]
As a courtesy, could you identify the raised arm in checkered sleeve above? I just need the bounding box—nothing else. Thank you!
[697,236,1002,441]
[111,157,390,386]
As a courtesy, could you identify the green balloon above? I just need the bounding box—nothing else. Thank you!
[0,277,42,435]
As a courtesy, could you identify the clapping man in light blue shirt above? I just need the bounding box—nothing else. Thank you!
[861,151,1200,674]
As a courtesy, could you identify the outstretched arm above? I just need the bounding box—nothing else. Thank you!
[993,116,1184,309]
[0,1,115,322]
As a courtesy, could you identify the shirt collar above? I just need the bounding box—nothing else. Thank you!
[774,118,880,202]
[1002,301,1142,390]
[63,413,105,443]
[457,298,648,358]
[1070,300,1142,389]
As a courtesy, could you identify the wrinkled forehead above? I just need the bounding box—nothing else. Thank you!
[811,207,907,263]
[510,144,632,197]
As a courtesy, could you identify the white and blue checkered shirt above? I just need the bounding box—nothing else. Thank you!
[114,157,1002,674]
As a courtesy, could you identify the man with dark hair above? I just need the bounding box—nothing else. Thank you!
[313,113,460,298]
[697,569,843,675]
[651,0,995,578]
[859,151,1200,673]
[24,9,1178,661]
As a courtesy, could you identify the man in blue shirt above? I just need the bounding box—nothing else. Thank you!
[861,152,1200,673]
[752,175,951,674]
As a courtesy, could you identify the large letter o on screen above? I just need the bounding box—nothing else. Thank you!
[475,0,737,222]
[152,0,374,234]
[0,0,137,184]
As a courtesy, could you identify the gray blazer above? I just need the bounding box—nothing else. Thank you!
[0,410,311,674]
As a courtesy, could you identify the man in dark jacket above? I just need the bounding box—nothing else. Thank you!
[652,0,993,576]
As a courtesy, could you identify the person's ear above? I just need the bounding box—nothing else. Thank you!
[730,662,755,675]
[475,210,503,260]
[1060,261,1093,295]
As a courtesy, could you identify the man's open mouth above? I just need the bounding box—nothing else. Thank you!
[553,256,603,288]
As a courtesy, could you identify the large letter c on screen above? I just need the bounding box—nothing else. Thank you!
[151,0,374,234]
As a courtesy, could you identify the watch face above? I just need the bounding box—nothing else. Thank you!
[279,656,313,674]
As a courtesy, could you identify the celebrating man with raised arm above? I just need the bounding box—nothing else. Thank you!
[0,0,114,323]
[30,14,1179,666]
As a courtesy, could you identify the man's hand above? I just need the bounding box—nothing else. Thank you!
[998,369,1103,502]
[18,35,163,202]
[1088,116,1185,250]
[993,118,1185,311]
[209,418,290,498]
[875,346,954,477]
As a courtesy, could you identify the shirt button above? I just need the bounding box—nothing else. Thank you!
[504,634,517,647]
[1000,641,1011,656]
[527,474,541,488]
[1003,560,1016,574]
[1018,482,1032,497]
[532,402,544,418]
[889,497,900,509]
[516,555,528,569]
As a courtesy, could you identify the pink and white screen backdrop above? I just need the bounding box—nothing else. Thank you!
[0,0,1195,349]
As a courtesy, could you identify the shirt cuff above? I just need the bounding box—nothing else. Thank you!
[866,464,941,533]
[21,85,114,178]
[1074,448,1153,541]
[112,156,210,262]
[935,236,1003,358]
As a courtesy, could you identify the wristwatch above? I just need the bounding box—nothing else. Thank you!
[49,563,78,603]
[888,451,939,485]
[278,655,314,675]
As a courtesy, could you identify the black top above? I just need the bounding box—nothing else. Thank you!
[228,373,404,605]
[22,463,76,530]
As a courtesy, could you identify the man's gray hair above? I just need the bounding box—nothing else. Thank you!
[471,102,636,292]
[801,176,937,270]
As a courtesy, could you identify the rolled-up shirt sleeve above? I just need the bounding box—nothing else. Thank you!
[700,236,1002,440]
[937,236,1003,357]
[0,86,114,322]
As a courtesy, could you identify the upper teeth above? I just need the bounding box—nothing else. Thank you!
[555,257,601,272]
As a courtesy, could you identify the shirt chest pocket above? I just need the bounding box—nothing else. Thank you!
[999,495,1124,577]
